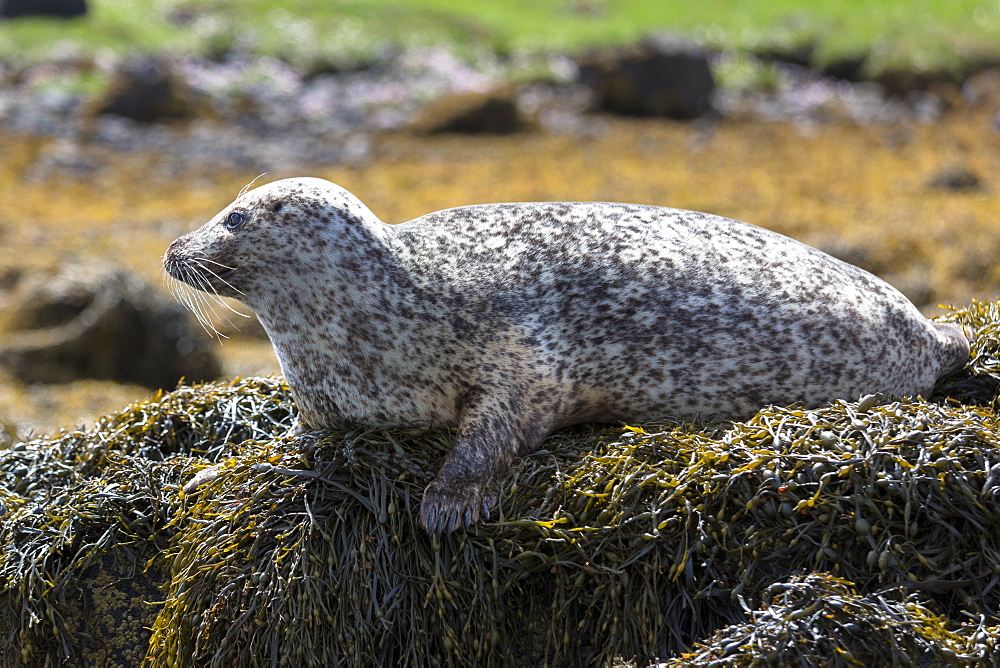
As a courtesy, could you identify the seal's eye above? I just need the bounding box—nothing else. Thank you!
[225,212,246,231]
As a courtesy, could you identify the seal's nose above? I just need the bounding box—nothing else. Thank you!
[164,237,185,259]
[163,237,184,268]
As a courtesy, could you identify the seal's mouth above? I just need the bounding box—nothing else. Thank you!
[211,267,236,280]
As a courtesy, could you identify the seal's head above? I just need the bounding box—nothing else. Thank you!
[163,177,384,317]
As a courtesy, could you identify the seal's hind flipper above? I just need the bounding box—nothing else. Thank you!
[932,322,972,377]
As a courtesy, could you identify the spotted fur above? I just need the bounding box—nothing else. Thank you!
[163,177,969,534]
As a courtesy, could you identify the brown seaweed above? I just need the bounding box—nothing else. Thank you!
[1,304,999,665]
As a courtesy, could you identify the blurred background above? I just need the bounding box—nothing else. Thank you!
[0,0,998,440]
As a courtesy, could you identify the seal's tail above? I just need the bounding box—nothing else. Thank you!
[932,322,972,377]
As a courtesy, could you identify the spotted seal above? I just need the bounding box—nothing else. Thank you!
[163,177,969,534]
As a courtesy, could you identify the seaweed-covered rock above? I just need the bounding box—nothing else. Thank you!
[0,262,220,389]
[2,303,1000,665]
[577,35,716,119]
[665,573,995,666]
[93,56,202,123]
[0,379,295,665]
[412,89,529,134]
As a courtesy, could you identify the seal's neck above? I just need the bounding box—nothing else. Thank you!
[249,242,439,427]
[243,214,399,310]
[245,218,418,359]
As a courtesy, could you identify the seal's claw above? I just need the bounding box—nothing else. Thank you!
[420,478,497,535]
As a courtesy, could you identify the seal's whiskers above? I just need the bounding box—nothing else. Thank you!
[191,256,247,298]
[238,173,268,199]
[167,263,229,340]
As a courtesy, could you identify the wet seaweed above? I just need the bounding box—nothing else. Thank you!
[0,378,296,665]
[2,304,1000,665]
[665,573,998,666]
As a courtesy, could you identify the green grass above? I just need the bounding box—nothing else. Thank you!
[1,0,998,76]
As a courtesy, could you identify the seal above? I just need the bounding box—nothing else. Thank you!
[163,177,969,534]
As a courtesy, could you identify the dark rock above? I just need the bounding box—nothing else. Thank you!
[301,46,399,80]
[412,90,528,134]
[754,45,815,70]
[926,164,984,192]
[93,56,202,123]
[0,262,220,389]
[873,68,963,97]
[0,0,86,19]
[577,35,716,119]
[0,266,21,292]
[820,54,868,83]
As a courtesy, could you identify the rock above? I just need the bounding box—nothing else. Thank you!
[576,35,716,119]
[93,56,202,123]
[0,0,86,19]
[926,164,984,192]
[962,69,1000,108]
[0,262,220,389]
[754,45,815,70]
[872,69,941,96]
[411,89,528,134]
[819,54,868,82]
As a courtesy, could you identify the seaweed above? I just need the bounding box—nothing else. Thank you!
[2,304,1000,666]
[0,378,295,665]
[666,573,997,666]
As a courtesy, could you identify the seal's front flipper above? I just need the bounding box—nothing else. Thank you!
[420,475,499,534]
[419,393,551,535]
